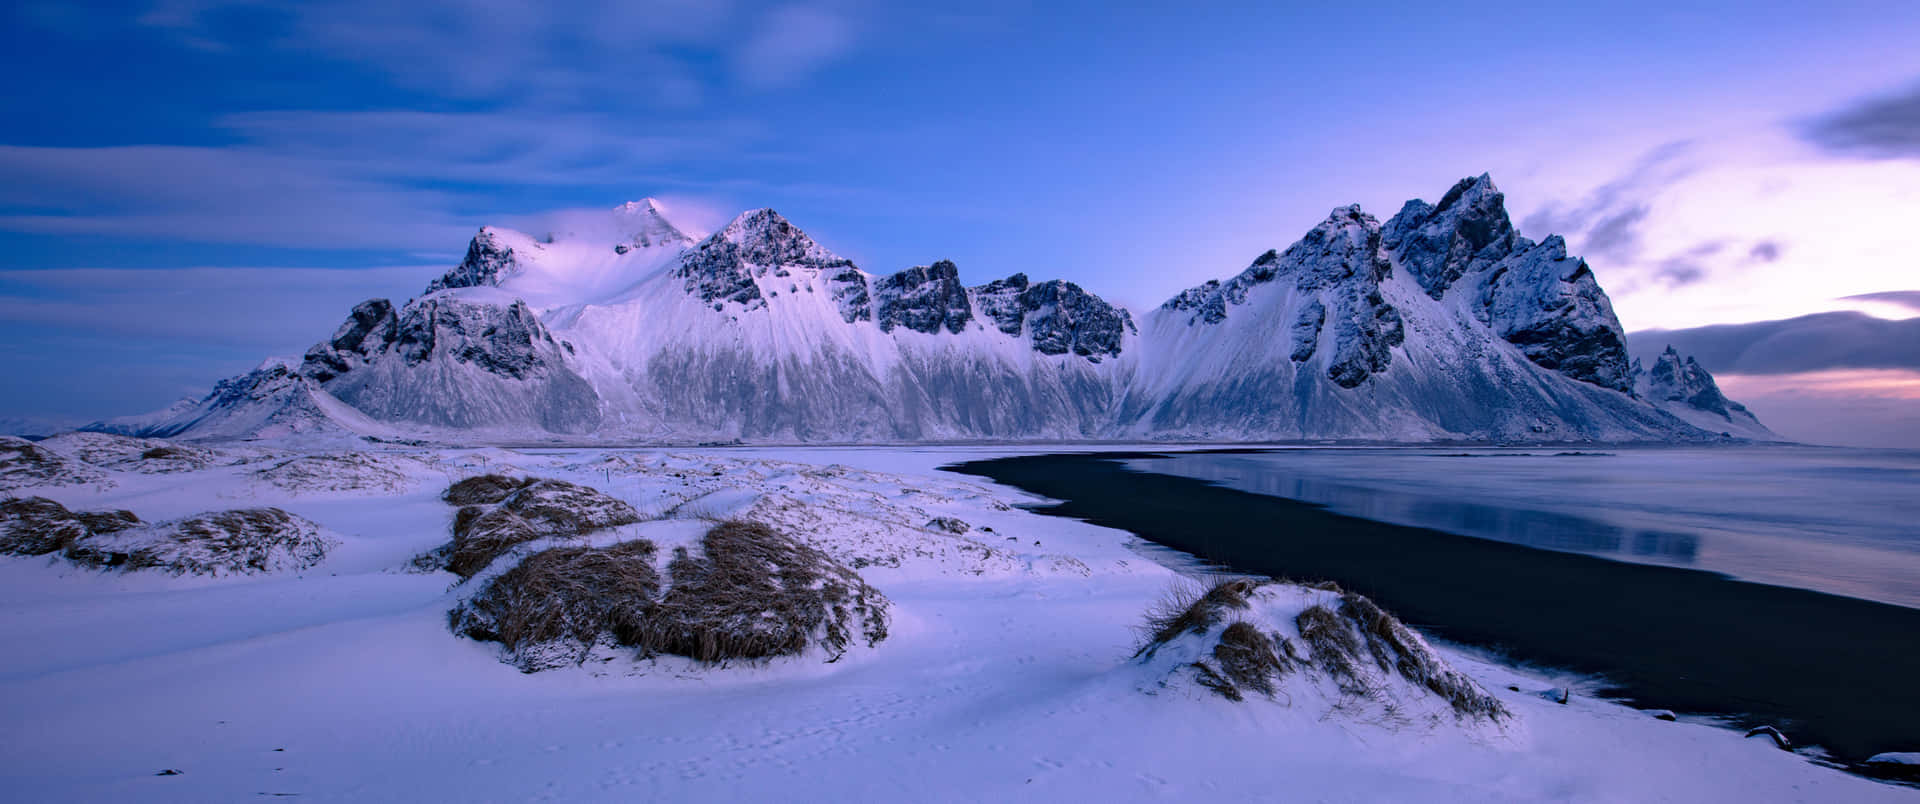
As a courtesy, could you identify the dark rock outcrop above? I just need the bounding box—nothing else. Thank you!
[1647,346,1749,420]
[426,228,520,293]
[874,260,973,334]
[972,274,1134,360]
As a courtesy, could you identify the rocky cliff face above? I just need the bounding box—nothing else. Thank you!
[1383,175,1631,393]
[301,295,601,434]
[427,229,519,294]
[110,177,1767,444]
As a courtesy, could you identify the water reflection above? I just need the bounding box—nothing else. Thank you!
[1160,460,1700,563]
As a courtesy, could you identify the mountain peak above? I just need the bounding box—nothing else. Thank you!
[706,208,849,271]
[1384,173,1518,299]
[610,197,694,249]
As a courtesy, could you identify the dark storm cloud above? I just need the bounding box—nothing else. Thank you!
[1843,290,1920,314]
[1802,80,1920,159]
[1631,311,1920,375]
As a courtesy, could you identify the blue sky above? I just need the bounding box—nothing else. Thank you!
[4,0,1920,442]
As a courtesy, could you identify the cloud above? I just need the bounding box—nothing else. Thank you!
[0,265,438,348]
[1747,240,1783,262]
[0,108,761,250]
[134,0,862,101]
[0,264,442,420]
[1630,311,1920,375]
[137,0,732,103]
[1518,140,1698,249]
[1580,204,1651,263]
[1643,241,1724,290]
[1801,79,1920,160]
[734,4,858,89]
[1842,290,1920,314]
[0,145,471,249]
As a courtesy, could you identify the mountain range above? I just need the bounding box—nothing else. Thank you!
[92,178,1775,444]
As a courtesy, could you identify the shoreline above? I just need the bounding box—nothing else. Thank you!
[947,450,1920,769]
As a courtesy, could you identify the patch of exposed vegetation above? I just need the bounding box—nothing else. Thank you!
[1135,577,1265,654]
[1136,577,1506,721]
[450,540,662,671]
[646,520,889,663]
[449,519,890,672]
[252,452,412,495]
[34,432,218,474]
[5,496,333,577]
[1,496,119,555]
[65,508,335,576]
[0,436,106,491]
[429,476,644,578]
[442,474,534,506]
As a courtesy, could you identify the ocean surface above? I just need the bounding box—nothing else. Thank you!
[1129,445,1920,609]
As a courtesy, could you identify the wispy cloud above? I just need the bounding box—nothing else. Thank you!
[0,265,439,347]
[132,0,862,101]
[1519,140,1698,263]
[1842,290,1920,314]
[0,145,471,248]
[734,4,858,89]
[1801,78,1920,160]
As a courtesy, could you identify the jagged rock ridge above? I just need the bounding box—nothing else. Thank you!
[99,176,1767,444]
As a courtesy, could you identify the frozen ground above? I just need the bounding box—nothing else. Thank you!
[0,442,1908,802]
[1135,445,1920,609]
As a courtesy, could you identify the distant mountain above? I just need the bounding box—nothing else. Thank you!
[1630,346,1773,440]
[98,183,1773,444]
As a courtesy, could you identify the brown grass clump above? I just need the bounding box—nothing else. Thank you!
[450,540,662,672]
[435,477,644,578]
[1296,603,1370,695]
[1336,594,1506,719]
[1213,620,1290,699]
[443,474,533,506]
[1,496,97,555]
[75,509,142,535]
[1136,577,1505,720]
[1293,595,1506,719]
[65,507,332,576]
[0,437,104,490]
[642,520,889,663]
[449,519,892,671]
[1135,576,1263,657]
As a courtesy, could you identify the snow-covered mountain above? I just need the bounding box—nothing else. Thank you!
[1632,346,1774,439]
[100,182,1774,443]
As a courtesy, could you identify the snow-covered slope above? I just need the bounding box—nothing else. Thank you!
[103,178,1768,443]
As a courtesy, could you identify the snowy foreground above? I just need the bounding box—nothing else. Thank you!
[0,442,1905,802]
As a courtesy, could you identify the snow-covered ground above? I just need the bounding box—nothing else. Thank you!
[0,442,1906,802]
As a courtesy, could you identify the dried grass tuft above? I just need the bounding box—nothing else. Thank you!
[449,519,891,671]
[1135,576,1262,657]
[640,520,889,663]
[64,507,332,576]
[435,477,643,578]
[0,496,96,555]
[443,474,533,506]
[450,540,661,671]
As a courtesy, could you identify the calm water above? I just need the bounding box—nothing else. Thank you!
[1132,446,1920,609]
